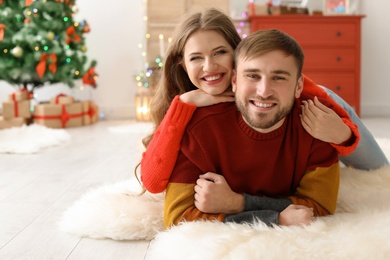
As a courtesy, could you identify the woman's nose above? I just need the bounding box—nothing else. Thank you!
[203,57,217,72]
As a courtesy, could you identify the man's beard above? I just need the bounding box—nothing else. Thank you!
[236,96,295,130]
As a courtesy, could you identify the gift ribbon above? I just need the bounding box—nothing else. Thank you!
[33,104,83,128]
[66,26,81,44]
[0,24,6,41]
[10,89,31,117]
[82,67,97,87]
[36,53,57,78]
[13,102,19,117]
[85,104,96,119]
[11,88,30,101]
[54,93,68,104]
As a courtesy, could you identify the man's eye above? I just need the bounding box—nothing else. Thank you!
[246,74,259,79]
[274,76,286,81]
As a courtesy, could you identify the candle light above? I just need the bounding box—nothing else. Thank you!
[159,34,164,59]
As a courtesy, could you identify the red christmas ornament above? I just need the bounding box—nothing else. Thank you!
[66,26,81,44]
[82,67,98,88]
[25,0,33,6]
[0,24,6,41]
[36,53,58,78]
[83,24,90,33]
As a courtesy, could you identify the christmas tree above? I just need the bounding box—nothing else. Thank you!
[0,0,97,92]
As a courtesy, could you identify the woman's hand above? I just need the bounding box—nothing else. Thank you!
[300,96,352,145]
[179,89,235,107]
[194,172,244,214]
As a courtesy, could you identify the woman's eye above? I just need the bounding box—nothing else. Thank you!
[189,56,201,62]
[214,50,227,56]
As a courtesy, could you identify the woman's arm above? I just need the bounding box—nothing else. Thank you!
[141,91,235,194]
[300,97,353,145]
[140,96,197,193]
[300,76,360,156]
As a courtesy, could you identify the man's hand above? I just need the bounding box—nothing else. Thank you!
[278,204,314,226]
[180,89,235,107]
[300,96,352,145]
[194,172,244,214]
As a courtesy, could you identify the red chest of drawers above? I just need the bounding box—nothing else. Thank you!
[249,15,365,115]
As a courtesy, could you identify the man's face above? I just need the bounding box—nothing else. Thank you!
[232,50,303,133]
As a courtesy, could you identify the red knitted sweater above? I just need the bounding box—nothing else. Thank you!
[164,99,340,227]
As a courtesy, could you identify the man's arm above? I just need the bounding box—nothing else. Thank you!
[195,161,340,219]
[195,172,292,214]
[163,151,226,228]
[164,182,225,228]
[224,204,314,227]
[289,162,340,216]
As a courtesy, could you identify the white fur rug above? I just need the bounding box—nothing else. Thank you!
[0,124,71,154]
[59,165,390,259]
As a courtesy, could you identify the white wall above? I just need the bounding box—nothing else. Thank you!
[360,0,390,116]
[1,0,389,118]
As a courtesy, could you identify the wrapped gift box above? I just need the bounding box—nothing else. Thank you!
[50,94,75,105]
[2,99,31,120]
[9,89,31,102]
[0,116,25,130]
[81,100,99,125]
[33,102,83,128]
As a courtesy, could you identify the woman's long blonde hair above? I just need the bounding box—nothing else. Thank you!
[142,8,242,147]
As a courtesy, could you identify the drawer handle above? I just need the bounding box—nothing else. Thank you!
[336,56,341,61]
[336,31,342,37]
[336,86,341,91]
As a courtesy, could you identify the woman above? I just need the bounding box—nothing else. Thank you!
[139,8,388,194]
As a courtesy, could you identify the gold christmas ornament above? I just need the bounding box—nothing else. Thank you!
[11,46,23,58]
[72,5,79,14]
[47,31,55,41]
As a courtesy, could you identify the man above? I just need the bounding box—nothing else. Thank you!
[164,29,340,228]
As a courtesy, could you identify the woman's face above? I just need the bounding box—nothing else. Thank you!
[181,30,234,95]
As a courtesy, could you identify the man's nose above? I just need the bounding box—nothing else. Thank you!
[256,80,272,98]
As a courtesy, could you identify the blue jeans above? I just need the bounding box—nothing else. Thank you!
[322,87,389,170]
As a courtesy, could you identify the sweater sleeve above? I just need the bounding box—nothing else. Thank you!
[302,75,360,156]
[164,182,225,228]
[140,96,197,193]
[243,194,292,212]
[289,162,340,216]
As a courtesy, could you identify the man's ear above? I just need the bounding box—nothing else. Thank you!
[232,69,237,92]
[295,74,304,98]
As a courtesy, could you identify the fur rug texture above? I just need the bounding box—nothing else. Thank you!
[0,124,71,154]
[59,165,390,259]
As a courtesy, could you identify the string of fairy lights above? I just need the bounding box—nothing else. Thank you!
[134,0,252,90]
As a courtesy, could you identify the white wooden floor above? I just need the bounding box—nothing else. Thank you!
[0,120,153,260]
[1,117,389,260]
